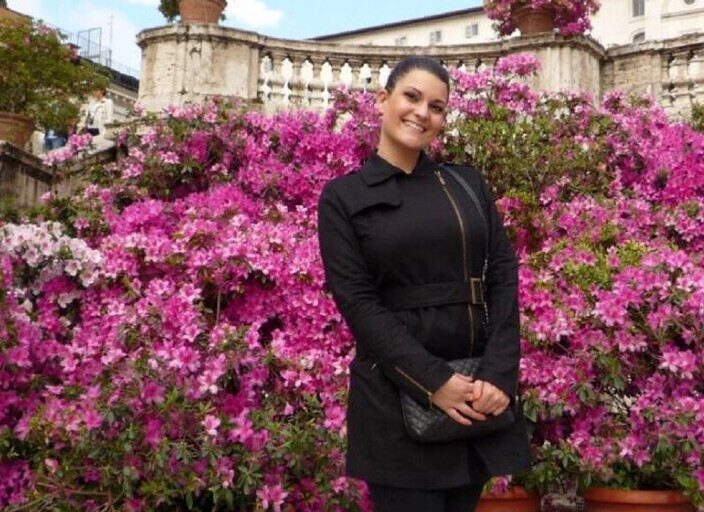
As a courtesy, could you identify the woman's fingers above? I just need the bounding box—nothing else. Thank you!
[471,380,509,415]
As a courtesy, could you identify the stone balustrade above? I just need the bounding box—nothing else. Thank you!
[137,26,604,113]
[137,24,704,117]
[603,32,704,118]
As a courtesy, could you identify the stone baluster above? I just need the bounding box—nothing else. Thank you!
[339,57,366,92]
[259,54,273,104]
[339,61,354,89]
[300,58,315,107]
[280,57,294,107]
[663,52,693,115]
[269,51,291,108]
[319,59,335,108]
[688,50,704,106]
[361,58,385,91]
[301,58,322,110]
[359,63,373,92]
[378,62,392,88]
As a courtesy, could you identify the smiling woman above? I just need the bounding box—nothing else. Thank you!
[317,56,531,512]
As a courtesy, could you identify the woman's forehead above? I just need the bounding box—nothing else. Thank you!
[394,69,449,99]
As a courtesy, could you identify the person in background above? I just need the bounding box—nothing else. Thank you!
[81,87,113,138]
[317,56,530,512]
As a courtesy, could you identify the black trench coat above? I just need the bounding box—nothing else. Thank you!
[317,151,531,489]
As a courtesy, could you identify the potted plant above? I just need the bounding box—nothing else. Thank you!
[476,476,542,512]
[484,0,600,36]
[158,0,227,24]
[0,18,108,149]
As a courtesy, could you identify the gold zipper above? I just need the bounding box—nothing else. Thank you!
[395,365,434,407]
[435,169,475,355]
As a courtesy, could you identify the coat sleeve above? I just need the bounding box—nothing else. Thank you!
[472,172,521,401]
[317,180,454,406]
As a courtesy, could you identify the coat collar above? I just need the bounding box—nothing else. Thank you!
[360,151,437,186]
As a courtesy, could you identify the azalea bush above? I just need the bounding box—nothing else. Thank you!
[1,99,376,511]
[484,0,601,36]
[2,53,704,511]
[442,55,704,505]
[514,95,704,505]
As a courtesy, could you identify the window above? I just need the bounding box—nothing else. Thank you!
[394,36,407,46]
[465,24,479,38]
[632,31,646,43]
[429,30,442,45]
[633,0,645,17]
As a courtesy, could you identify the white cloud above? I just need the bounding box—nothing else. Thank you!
[228,0,283,30]
[121,0,159,6]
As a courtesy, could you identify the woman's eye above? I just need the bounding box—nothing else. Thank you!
[404,91,418,101]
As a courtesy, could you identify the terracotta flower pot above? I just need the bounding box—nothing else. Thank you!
[0,112,35,151]
[476,487,541,512]
[584,487,695,512]
[513,5,556,35]
[177,0,226,24]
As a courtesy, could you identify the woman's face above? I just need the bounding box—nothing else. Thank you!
[376,69,448,155]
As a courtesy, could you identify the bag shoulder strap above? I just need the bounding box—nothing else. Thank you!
[441,165,490,323]
[441,165,487,234]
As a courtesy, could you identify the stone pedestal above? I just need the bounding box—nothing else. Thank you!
[504,33,604,99]
[137,24,260,113]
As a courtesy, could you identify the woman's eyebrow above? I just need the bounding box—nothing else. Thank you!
[404,86,447,105]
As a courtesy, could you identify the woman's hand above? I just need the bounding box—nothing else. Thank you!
[470,380,510,416]
[431,374,487,426]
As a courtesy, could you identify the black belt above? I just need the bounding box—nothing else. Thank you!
[381,279,485,311]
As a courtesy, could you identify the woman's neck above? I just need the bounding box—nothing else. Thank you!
[377,144,420,174]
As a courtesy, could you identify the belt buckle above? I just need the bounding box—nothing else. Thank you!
[469,278,484,305]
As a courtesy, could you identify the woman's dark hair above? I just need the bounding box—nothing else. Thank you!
[385,56,450,93]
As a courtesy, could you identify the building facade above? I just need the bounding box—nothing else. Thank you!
[311,1,704,48]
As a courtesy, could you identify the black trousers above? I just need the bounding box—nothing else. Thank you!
[368,482,485,512]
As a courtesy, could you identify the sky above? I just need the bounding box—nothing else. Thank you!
[8,0,483,76]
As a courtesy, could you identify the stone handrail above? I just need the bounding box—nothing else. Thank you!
[136,24,704,117]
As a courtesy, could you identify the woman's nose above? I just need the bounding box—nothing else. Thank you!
[414,102,430,118]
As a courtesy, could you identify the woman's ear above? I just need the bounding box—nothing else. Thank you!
[375,88,388,114]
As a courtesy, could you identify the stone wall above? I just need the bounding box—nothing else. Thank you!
[0,141,117,212]
[137,25,704,118]
[0,142,53,210]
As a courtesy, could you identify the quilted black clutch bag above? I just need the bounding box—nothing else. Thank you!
[399,358,516,443]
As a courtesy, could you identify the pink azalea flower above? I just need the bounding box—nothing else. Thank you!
[201,414,221,437]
